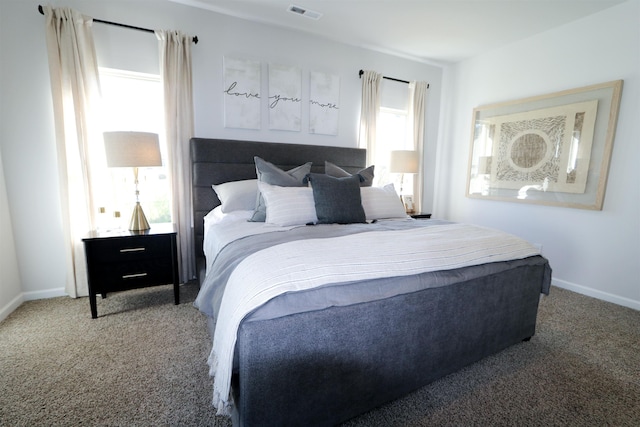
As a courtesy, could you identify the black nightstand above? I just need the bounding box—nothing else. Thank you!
[82,223,179,318]
[410,213,432,219]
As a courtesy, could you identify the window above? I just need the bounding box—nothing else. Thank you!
[97,68,170,226]
[374,81,414,195]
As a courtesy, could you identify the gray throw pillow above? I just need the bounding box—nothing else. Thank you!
[250,156,312,222]
[307,173,366,224]
[325,161,375,187]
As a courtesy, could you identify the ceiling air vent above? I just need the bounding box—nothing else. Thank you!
[287,4,323,20]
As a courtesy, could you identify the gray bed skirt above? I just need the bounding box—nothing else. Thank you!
[230,256,551,426]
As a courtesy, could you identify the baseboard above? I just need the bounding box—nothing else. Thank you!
[22,287,67,301]
[0,294,25,324]
[0,288,68,324]
[3,281,636,323]
[552,279,640,311]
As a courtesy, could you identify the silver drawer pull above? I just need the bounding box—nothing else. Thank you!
[122,273,148,279]
[120,247,146,253]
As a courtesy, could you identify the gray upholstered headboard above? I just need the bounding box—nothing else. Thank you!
[190,137,367,282]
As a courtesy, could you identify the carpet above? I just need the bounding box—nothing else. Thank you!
[0,284,638,426]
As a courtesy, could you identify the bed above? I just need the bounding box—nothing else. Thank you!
[190,137,552,426]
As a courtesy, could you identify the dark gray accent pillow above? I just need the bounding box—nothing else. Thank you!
[307,173,366,224]
[325,161,375,187]
[250,157,312,222]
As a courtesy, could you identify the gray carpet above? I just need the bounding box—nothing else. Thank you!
[0,284,638,426]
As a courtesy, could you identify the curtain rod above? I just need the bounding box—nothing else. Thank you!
[358,69,429,89]
[37,5,199,44]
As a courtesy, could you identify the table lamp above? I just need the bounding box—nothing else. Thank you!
[390,150,419,213]
[103,131,162,231]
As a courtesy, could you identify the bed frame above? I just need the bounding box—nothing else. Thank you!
[190,138,551,426]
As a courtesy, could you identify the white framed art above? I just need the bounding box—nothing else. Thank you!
[466,80,623,210]
[268,63,302,131]
[223,57,261,129]
[309,71,339,135]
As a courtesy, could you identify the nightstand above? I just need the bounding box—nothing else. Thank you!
[410,213,432,219]
[82,223,179,318]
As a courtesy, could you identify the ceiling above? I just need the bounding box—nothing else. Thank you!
[170,0,626,64]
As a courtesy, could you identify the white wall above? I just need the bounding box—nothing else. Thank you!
[1,0,70,305]
[0,149,23,323]
[0,0,442,313]
[436,0,639,309]
[0,2,24,322]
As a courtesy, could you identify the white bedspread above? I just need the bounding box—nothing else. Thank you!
[209,223,540,414]
[203,208,301,274]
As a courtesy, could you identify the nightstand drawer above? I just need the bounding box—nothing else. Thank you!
[86,235,172,262]
[91,258,175,293]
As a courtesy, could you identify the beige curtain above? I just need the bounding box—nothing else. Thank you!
[409,81,428,213]
[358,70,382,167]
[44,6,102,298]
[156,30,195,283]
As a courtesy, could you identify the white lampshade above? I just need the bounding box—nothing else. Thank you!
[103,131,162,168]
[390,150,419,174]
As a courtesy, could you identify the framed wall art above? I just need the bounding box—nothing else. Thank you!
[268,63,302,131]
[309,71,340,135]
[223,57,261,129]
[466,80,623,210]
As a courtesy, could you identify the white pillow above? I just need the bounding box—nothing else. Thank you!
[204,206,253,227]
[360,184,408,220]
[212,179,258,213]
[258,182,318,226]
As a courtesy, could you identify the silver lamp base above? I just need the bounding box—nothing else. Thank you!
[129,202,150,231]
